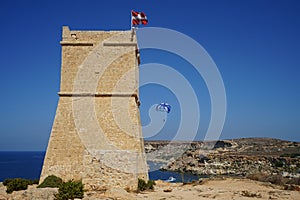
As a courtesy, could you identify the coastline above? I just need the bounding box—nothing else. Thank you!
[0,138,299,199]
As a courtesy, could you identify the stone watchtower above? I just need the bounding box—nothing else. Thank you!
[40,26,148,190]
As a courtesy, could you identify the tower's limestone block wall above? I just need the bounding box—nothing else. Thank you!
[40,26,148,191]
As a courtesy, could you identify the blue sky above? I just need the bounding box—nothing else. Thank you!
[0,0,299,150]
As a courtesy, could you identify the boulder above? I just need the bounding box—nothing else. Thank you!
[8,188,57,200]
[105,187,134,200]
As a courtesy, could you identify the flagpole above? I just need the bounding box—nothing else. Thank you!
[131,10,137,42]
[130,27,137,42]
[131,10,133,30]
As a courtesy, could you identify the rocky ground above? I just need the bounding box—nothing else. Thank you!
[0,183,57,200]
[1,178,299,200]
[134,178,300,200]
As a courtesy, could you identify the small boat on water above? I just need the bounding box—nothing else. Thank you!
[165,176,176,182]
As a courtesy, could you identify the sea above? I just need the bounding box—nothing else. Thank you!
[0,151,199,182]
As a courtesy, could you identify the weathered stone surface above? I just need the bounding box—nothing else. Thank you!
[0,186,58,200]
[0,184,7,200]
[40,26,148,191]
[104,187,135,200]
[14,188,57,200]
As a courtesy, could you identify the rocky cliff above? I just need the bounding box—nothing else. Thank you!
[145,138,300,177]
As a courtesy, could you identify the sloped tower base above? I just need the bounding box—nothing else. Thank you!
[40,26,148,191]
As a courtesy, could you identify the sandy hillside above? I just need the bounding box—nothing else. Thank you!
[85,178,300,200]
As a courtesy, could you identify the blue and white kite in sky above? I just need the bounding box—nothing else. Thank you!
[156,102,171,113]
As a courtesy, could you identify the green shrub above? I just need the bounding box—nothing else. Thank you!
[32,179,39,184]
[273,161,284,168]
[54,180,84,200]
[138,178,147,191]
[4,178,33,194]
[147,180,155,190]
[137,178,155,191]
[38,175,63,188]
[3,178,38,187]
[3,178,14,186]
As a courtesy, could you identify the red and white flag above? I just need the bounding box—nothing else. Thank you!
[132,10,148,26]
